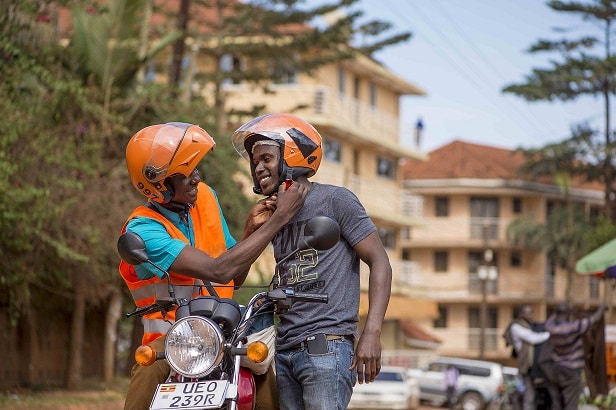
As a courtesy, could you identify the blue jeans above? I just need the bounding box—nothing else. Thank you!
[275,338,356,410]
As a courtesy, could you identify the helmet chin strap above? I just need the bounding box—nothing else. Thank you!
[260,166,293,196]
[163,200,193,226]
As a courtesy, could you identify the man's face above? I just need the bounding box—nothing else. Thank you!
[252,144,281,196]
[167,168,200,204]
[520,306,533,322]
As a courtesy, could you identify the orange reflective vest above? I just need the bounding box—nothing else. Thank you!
[119,182,233,345]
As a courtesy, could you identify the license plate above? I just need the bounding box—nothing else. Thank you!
[150,381,229,409]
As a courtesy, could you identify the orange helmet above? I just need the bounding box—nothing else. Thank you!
[231,113,322,194]
[126,122,215,203]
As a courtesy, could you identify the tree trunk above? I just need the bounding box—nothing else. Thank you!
[214,1,227,135]
[22,304,39,387]
[126,316,144,376]
[136,0,153,84]
[169,0,190,91]
[603,20,614,223]
[66,273,86,390]
[104,289,122,384]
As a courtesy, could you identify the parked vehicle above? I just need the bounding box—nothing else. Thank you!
[117,215,340,410]
[348,366,420,410]
[408,357,504,410]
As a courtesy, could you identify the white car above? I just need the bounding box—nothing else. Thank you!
[348,365,420,410]
[408,357,504,410]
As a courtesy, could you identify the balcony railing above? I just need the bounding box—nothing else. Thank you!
[313,164,422,223]
[360,257,423,296]
[387,268,602,302]
[224,84,404,144]
[408,216,518,244]
[433,328,502,355]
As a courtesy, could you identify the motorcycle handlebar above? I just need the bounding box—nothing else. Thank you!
[265,288,328,304]
[291,292,328,303]
[126,298,177,318]
[126,305,158,317]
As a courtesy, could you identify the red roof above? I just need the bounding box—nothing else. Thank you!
[402,139,603,190]
[401,320,442,345]
[403,140,525,180]
[56,0,310,38]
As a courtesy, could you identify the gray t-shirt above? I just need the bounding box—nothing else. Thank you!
[272,182,376,350]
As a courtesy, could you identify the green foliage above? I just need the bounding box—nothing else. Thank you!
[579,393,616,409]
[584,216,616,251]
[503,0,616,222]
[192,0,411,100]
[69,0,181,94]
[503,0,616,102]
[0,0,410,384]
[507,204,590,268]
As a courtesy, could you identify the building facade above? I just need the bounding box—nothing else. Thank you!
[223,50,442,354]
[402,140,605,362]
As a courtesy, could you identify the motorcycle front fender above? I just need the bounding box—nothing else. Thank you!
[237,367,256,410]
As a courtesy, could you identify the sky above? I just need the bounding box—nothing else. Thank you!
[346,0,606,153]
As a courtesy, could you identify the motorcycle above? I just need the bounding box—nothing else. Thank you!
[117,215,341,410]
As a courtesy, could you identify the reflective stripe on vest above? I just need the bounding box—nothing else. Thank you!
[119,182,232,345]
[143,316,174,336]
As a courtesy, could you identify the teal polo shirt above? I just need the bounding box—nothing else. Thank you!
[126,190,236,280]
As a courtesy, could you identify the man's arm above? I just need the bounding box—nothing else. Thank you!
[349,231,392,384]
[511,323,550,345]
[589,304,608,325]
[170,182,306,283]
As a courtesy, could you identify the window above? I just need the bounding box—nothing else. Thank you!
[468,250,499,273]
[401,248,411,260]
[468,251,482,274]
[338,67,346,95]
[144,61,157,83]
[434,251,448,272]
[433,305,448,328]
[468,306,498,329]
[400,227,410,241]
[378,228,395,249]
[456,365,491,377]
[377,157,396,179]
[435,197,449,217]
[220,54,242,85]
[510,251,522,267]
[512,197,522,214]
[589,276,600,298]
[271,60,297,84]
[470,197,499,240]
[323,136,342,163]
[376,371,404,382]
[428,362,446,372]
[369,82,377,108]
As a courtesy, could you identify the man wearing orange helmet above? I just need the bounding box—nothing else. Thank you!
[232,114,392,410]
[120,122,307,410]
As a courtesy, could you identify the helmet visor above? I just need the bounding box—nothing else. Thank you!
[231,129,286,161]
[143,123,190,183]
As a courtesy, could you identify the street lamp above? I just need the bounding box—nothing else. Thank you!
[478,250,498,360]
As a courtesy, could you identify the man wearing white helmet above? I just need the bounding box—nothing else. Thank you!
[232,114,392,410]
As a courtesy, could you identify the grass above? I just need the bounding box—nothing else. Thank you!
[0,378,128,409]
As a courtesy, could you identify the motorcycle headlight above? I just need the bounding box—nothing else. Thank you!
[165,316,224,378]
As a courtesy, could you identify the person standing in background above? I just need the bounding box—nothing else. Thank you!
[545,303,607,410]
[503,304,550,410]
[443,364,459,409]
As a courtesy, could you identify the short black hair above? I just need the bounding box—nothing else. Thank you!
[556,303,570,315]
